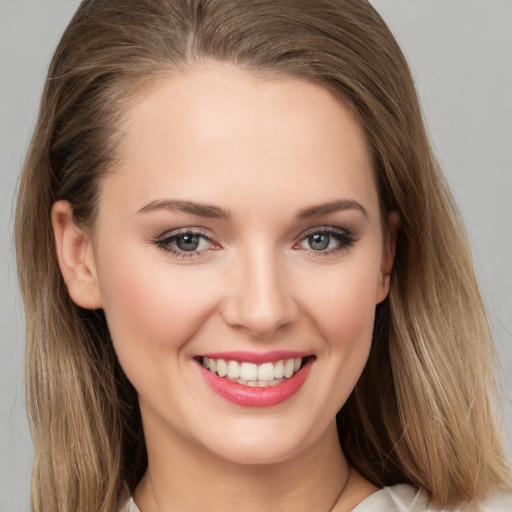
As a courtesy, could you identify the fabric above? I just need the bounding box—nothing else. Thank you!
[351,485,512,511]
[118,484,512,511]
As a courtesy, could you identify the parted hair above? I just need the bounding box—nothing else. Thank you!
[15,1,510,511]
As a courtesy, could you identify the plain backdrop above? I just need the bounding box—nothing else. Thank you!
[1,1,511,510]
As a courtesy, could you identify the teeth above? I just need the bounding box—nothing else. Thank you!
[216,359,228,377]
[202,357,305,387]
[240,362,258,381]
[257,362,274,381]
[227,360,241,379]
[204,358,217,374]
[274,360,284,379]
[283,359,295,378]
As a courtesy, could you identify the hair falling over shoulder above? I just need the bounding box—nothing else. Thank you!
[15,1,510,511]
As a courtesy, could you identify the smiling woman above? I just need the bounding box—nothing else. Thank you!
[14,1,511,512]
[53,70,392,478]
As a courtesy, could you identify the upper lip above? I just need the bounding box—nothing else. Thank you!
[197,350,312,364]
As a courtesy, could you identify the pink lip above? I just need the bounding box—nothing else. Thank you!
[196,357,314,408]
[199,350,310,364]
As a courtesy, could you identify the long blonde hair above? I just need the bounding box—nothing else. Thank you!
[15,1,510,511]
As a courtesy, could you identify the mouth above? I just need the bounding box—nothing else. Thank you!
[198,356,308,388]
[195,353,314,407]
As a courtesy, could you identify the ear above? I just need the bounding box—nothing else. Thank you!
[51,200,103,309]
[376,211,400,304]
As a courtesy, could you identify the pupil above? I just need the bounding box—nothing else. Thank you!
[309,234,330,251]
[177,234,200,251]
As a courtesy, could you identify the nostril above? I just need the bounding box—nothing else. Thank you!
[221,303,297,338]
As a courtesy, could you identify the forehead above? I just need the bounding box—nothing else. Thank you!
[99,63,379,223]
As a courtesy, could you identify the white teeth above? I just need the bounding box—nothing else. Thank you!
[216,359,228,377]
[240,362,258,381]
[202,356,306,386]
[257,362,274,381]
[283,358,295,378]
[227,360,241,379]
[274,360,284,379]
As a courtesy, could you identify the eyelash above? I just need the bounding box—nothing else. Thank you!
[154,226,356,260]
[294,227,356,257]
[154,228,218,260]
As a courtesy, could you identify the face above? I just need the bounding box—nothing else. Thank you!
[76,64,393,465]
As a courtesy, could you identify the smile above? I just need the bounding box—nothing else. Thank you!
[201,357,304,387]
[196,353,314,407]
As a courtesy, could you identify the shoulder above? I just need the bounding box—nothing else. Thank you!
[117,486,512,512]
[351,484,512,512]
[475,490,512,512]
[351,484,429,511]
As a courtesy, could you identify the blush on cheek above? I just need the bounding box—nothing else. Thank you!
[321,302,375,358]
[100,259,220,356]
[308,284,379,390]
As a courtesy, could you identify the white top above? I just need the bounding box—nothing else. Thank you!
[118,484,512,511]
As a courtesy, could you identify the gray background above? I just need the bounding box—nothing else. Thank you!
[1,1,510,509]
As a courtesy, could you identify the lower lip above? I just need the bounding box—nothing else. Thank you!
[197,358,313,407]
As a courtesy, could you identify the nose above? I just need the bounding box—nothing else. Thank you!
[220,246,298,338]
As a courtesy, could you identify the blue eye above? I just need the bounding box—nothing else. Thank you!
[174,234,202,252]
[307,233,331,251]
[155,229,216,259]
[296,228,355,254]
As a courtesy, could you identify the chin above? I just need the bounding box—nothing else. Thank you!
[210,438,304,467]
[195,417,328,468]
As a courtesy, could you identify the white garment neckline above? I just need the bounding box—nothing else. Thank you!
[122,484,423,512]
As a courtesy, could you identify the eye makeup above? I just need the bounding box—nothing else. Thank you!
[153,227,220,260]
[293,226,357,257]
[152,224,358,261]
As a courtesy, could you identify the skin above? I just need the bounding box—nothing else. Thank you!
[52,63,397,512]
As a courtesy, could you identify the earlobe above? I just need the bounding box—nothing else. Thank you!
[376,211,400,304]
[51,200,103,309]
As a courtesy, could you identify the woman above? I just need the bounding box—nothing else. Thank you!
[15,1,511,511]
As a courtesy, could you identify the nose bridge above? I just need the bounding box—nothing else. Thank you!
[223,243,296,337]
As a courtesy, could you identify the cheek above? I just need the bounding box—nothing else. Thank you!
[95,248,219,370]
[297,258,382,350]
[287,255,382,428]
[293,254,382,409]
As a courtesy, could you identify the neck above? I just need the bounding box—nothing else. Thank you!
[135,417,354,512]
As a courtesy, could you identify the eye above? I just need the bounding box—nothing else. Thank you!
[174,233,206,252]
[306,233,333,251]
[154,228,218,259]
[294,227,355,255]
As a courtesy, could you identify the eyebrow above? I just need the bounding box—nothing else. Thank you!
[137,198,368,220]
[137,199,231,219]
[297,199,368,219]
